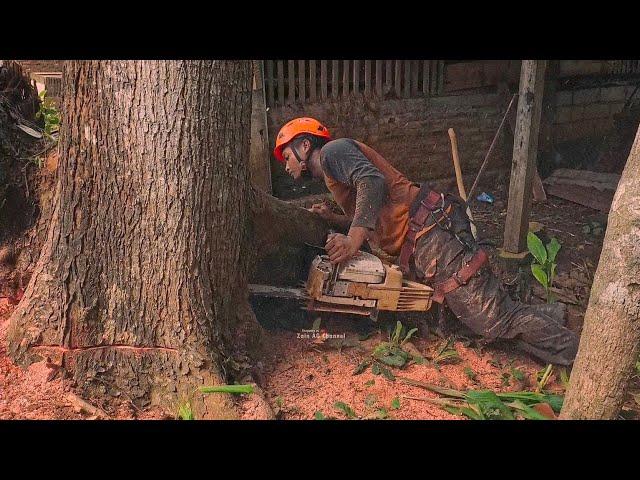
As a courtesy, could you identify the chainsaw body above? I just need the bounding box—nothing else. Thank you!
[303,251,433,316]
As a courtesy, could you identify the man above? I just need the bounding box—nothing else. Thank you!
[273,117,579,366]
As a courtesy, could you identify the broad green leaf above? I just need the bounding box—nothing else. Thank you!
[374,408,388,419]
[380,365,396,381]
[371,363,381,375]
[377,353,407,368]
[353,360,371,375]
[391,397,401,409]
[531,263,548,288]
[314,411,326,420]
[527,232,547,265]
[199,384,254,394]
[364,379,375,387]
[334,401,357,419]
[464,366,477,381]
[402,328,418,345]
[465,390,515,420]
[546,237,561,263]
[507,400,548,420]
[549,262,557,285]
[392,321,403,344]
[510,367,525,382]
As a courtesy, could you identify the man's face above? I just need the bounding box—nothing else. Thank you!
[282,140,310,180]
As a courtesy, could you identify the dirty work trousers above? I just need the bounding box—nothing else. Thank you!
[411,196,579,366]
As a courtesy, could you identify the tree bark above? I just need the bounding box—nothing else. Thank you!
[560,126,640,420]
[7,61,256,419]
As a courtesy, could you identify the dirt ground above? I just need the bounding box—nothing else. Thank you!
[1,174,639,420]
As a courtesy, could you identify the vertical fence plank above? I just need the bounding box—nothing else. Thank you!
[320,60,329,100]
[403,60,411,98]
[277,60,284,105]
[385,60,392,94]
[422,60,430,96]
[353,60,360,95]
[395,60,402,97]
[265,60,274,107]
[298,60,306,103]
[321,60,328,100]
[437,60,445,95]
[430,60,439,95]
[343,60,350,96]
[332,60,339,98]
[375,60,383,96]
[411,60,419,96]
[288,60,296,104]
[309,60,316,102]
[364,60,371,97]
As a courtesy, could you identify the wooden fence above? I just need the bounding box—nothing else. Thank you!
[263,60,445,107]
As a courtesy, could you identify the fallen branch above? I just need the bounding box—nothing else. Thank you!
[66,393,110,419]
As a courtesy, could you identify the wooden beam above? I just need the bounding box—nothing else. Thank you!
[332,60,339,98]
[375,60,383,96]
[276,60,284,105]
[503,60,548,253]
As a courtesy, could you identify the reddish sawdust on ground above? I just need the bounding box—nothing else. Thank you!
[237,316,562,420]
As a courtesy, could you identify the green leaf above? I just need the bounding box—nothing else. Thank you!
[391,397,401,410]
[177,402,194,420]
[546,237,561,263]
[510,367,525,382]
[314,411,326,420]
[465,390,515,420]
[402,328,418,345]
[527,232,547,265]
[364,379,375,387]
[464,366,477,381]
[531,263,548,289]
[374,408,388,419]
[199,384,254,394]
[549,262,557,286]
[377,353,407,367]
[391,321,403,344]
[371,363,381,375]
[334,401,357,419]
[507,400,549,420]
[379,365,396,381]
[353,359,371,375]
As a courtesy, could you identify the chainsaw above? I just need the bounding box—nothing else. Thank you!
[249,249,434,319]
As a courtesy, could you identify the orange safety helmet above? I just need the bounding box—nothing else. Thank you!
[273,117,331,163]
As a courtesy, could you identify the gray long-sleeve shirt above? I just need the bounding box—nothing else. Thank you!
[319,139,387,230]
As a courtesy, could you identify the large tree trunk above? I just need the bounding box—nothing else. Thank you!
[7,61,257,419]
[560,126,640,420]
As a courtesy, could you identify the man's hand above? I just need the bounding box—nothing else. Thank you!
[325,226,369,264]
[308,202,334,222]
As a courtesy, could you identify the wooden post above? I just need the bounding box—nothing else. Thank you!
[503,60,548,253]
[364,60,371,97]
[343,60,350,96]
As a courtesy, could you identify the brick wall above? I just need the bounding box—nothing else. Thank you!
[268,93,509,196]
[551,83,638,142]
